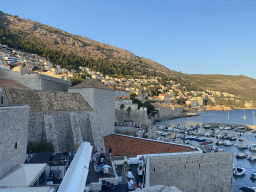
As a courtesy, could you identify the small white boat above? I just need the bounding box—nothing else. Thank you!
[249,144,256,151]
[233,167,246,176]
[239,187,256,192]
[236,153,247,158]
[224,126,231,130]
[237,132,244,136]
[185,140,190,144]
[248,153,256,161]
[203,124,211,129]
[219,126,224,130]
[250,172,256,180]
[237,143,248,150]
[252,130,256,133]
[216,140,224,145]
[223,140,234,146]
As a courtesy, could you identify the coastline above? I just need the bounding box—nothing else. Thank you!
[153,112,199,123]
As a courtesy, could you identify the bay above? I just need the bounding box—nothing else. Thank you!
[155,109,256,191]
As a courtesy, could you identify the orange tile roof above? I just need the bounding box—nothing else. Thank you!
[104,134,197,157]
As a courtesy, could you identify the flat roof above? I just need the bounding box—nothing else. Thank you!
[104,134,198,157]
[27,153,52,164]
[0,164,47,188]
[0,187,50,192]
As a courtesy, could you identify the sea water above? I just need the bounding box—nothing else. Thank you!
[155,109,256,191]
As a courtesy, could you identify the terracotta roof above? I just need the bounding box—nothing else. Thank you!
[69,78,114,90]
[4,88,92,112]
[0,79,29,89]
[104,134,197,157]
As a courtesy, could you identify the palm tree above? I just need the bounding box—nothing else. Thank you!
[120,104,125,123]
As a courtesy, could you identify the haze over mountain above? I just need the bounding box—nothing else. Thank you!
[1,10,256,103]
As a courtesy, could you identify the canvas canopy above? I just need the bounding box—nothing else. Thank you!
[0,164,47,187]
[0,187,50,192]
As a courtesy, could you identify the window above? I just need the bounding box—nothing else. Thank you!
[14,142,17,149]
[1,96,3,104]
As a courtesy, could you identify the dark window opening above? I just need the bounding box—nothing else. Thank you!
[199,164,200,168]
[1,96,3,104]
[14,142,17,149]
[154,167,155,172]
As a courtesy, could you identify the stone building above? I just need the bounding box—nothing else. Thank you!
[0,86,105,152]
[0,67,71,92]
[115,98,138,111]
[69,78,116,137]
[0,105,29,178]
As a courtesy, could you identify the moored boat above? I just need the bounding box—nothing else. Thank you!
[237,143,248,150]
[248,153,256,161]
[233,167,246,176]
[236,153,247,159]
[216,140,224,145]
[250,172,256,180]
[239,187,256,192]
[223,140,234,146]
[249,144,256,151]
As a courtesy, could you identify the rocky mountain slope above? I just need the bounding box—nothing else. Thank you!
[0,11,177,76]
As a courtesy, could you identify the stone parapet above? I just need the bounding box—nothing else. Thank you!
[148,152,233,192]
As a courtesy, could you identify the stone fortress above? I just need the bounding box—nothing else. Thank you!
[0,67,115,153]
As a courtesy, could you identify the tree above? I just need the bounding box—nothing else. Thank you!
[120,104,125,122]
[70,77,83,86]
[130,92,136,99]
[27,141,54,153]
[127,107,131,117]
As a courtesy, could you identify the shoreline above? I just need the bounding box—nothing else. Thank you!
[154,112,256,130]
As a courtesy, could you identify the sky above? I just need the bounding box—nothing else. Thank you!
[1,0,256,78]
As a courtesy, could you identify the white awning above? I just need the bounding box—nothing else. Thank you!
[58,142,92,192]
[0,164,47,187]
[0,187,50,192]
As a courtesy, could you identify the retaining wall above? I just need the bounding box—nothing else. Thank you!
[148,152,233,192]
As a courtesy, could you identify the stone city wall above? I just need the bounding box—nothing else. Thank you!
[0,68,70,92]
[148,152,233,192]
[28,110,105,152]
[154,106,184,119]
[115,90,130,98]
[115,109,152,125]
[0,106,29,178]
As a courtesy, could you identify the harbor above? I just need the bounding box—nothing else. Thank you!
[155,109,256,191]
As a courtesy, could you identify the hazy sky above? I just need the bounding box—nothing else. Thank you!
[1,0,256,78]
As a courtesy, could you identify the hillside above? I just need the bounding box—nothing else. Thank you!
[0,11,178,77]
[179,74,256,102]
[1,10,256,103]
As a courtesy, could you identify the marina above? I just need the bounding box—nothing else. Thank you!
[155,109,256,191]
